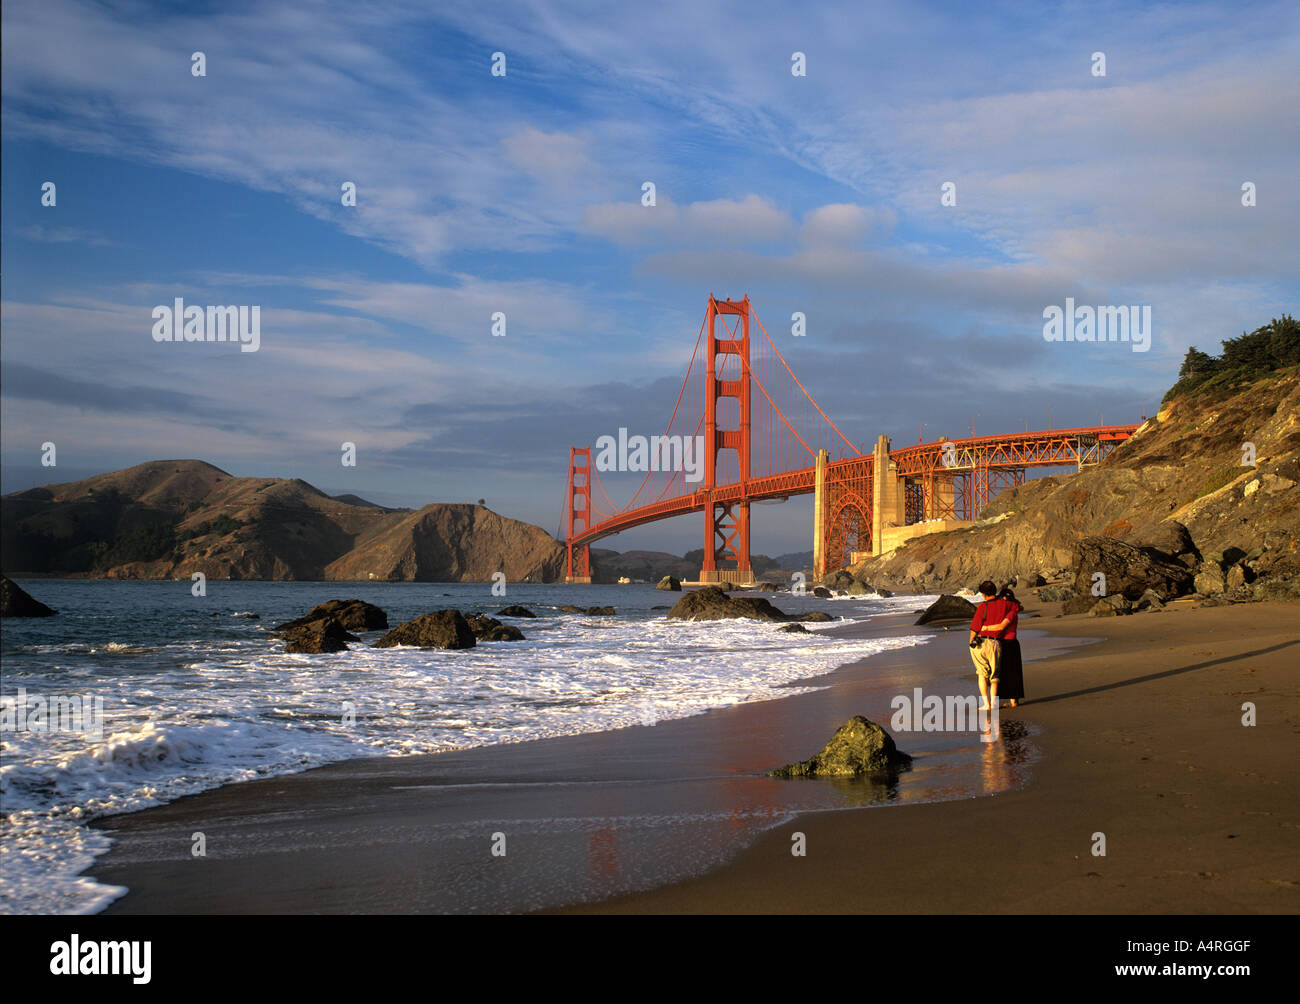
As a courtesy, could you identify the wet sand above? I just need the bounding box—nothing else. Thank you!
[558,599,1300,914]
[86,598,1300,914]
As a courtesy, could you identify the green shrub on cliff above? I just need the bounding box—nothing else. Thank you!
[1164,315,1300,401]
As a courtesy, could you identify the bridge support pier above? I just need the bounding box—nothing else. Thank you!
[565,447,592,583]
[812,449,828,580]
[871,435,905,556]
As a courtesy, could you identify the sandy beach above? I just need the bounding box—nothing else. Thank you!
[85,597,1300,914]
[560,598,1300,914]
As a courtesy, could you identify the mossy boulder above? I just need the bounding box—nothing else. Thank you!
[770,716,911,777]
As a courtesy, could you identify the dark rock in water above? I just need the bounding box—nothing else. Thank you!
[656,576,682,591]
[779,623,809,633]
[276,599,388,633]
[797,611,834,622]
[770,716,911,777]
[666,586,788,622]
[1071,537,1194,602]
[811,586,833,599]
[914,594,976,625]
[877,588,894,598]
[234,612,261,620]
[1,576,56,617]
[374,610,476,649]
[481,624,525,641]
[758,582,780,592]
[495,605,536,618]
[1037,585,1074,603]
[651,604,670,609]
[464,613,502,638]
[559,604,584,613]
[586,606,616,616]
[820,570,855,591]
[283,616,358,653]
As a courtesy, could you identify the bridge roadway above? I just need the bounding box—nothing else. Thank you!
[569,424,1140,552]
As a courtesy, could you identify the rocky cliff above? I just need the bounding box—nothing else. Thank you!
[844,365,1299,597]
[2,460,565,582]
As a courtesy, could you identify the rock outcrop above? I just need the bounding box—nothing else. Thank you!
[666,586,834,623]
[841,365,1300,600]
[1069,537,1194,602]
[769,716,911,777]
[275,599,388,633]
[0,575,56,617]
[495,605,536,618]
[282,617,359,653]
[915,594,977,625]
[373,610,476,649]
[656,576,682,591]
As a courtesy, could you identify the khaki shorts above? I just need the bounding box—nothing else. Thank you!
[971,637,1002,682]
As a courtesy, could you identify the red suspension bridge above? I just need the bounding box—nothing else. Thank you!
[562,295,1138,584]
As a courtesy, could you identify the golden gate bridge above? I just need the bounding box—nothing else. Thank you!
[562,295,1137,584]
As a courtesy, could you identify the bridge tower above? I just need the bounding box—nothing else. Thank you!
[699,294,754,585]
[565,447,592,583]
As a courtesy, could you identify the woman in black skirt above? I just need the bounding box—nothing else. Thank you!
[995,586,1025,707]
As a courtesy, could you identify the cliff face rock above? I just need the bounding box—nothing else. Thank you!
[326,505,564,583]
[847,369,1300,596]
[2,461,566,582]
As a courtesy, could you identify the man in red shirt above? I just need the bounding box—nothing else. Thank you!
[969,580,1010,723]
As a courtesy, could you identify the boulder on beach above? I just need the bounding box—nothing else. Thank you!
[1,576,56,617]
[656,576,682,591]
[846,580,872,595]
[779,623,809,633]
[1132,520,1201,567]
[820,570,855,591]
[1016,573,1047,588]
[758,582,781,592]
[283,616,358,654]
[769,716,911,777]
[811,586,833,599]
[275,598,387,633]
[374,610,476,649]
[914,594,977,625]
[798,611,834,622]
[1036,585,1074,603]
[495,605,536,618]
[1090,594,1133,616]
[1071,537,1194,602]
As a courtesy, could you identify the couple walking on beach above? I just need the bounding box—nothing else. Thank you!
[968,580,1026,717]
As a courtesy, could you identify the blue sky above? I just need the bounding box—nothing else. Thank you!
[2,0,1297,554]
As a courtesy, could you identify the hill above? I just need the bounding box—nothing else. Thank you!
[2,461,564,582]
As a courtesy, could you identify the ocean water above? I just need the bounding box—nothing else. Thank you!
[0,579,938,915]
